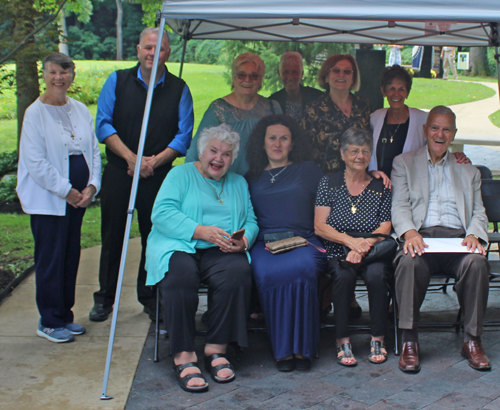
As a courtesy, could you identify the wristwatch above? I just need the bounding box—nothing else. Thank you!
[466,234,479,240]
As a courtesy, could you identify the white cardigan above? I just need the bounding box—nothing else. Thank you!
[17,97,101,215]
[369,107,428,171]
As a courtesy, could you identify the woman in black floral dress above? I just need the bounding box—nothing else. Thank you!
[315,128,392,367]
[301,54,371,174]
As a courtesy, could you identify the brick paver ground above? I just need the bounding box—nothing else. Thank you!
[127,279,500,410]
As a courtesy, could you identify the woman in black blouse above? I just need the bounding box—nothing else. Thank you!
[315,127,392,366]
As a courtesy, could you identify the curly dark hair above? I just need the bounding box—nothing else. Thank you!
[380,64,413,94]
[245,114,312,181]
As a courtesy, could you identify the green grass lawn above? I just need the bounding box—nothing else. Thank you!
[490,110,500,128]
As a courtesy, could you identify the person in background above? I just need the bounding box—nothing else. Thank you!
[388,44,403,66]
[145,124,258,392]
[246,114,326,372]
[441,46,459,80]
[185,52,281,175]
[269,51,323,122]
[301,54,371,174]
[17,52,101,343]
[89,27,194,322]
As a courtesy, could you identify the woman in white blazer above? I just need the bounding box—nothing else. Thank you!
[17,53,101,343]
[369,65,465,179]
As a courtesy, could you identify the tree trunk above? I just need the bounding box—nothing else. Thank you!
[469,47,490,77]
[58,9,70,56]
[13,0,40,146]
[116,0,123,60]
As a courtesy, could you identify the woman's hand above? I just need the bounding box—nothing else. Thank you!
[345,236,372,256]
[65,188,83,208]
[370,170,392,189]
[193,225,232,249]
[345,250,363,264]
[75,185,97,208]
[221,236,248,253]
[452,151,471,164]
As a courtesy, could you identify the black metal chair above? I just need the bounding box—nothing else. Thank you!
[481,180,500,257]
[476,165,493,180]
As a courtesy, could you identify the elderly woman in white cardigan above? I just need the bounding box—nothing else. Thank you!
[369,65,466,179]
[17,53,101,344]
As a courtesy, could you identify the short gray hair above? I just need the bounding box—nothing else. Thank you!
[427,105,457,129]
[279,51,303,74]
[42,52,75,76]
[139,27,170,49]
[197,124,241,163]
[340,127,373,151]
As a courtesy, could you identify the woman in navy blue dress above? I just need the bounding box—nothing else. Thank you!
[246,115,327,371]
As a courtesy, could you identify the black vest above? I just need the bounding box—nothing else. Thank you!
[109,63,186,170]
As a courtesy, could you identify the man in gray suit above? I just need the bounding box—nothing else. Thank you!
[392,105,490,373]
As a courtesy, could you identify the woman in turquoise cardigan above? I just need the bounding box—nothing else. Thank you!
[146,124,258,393]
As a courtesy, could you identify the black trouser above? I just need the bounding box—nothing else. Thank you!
[158,248,252,356]
[31,155,88,328]
[93,162,169,308]
[328,258,391,339]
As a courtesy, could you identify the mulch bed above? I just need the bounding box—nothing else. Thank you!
[0,269,16,295]
[0,200,23,214]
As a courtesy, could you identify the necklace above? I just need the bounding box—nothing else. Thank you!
[345,178,370,214]
[386,121,402,144]
[203,176,226,205]
[268,165,288,183]
[56,99,75,140]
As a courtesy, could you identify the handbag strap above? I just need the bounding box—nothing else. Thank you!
[347,231,393,241]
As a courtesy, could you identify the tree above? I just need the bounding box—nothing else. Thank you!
[468,47,490,77]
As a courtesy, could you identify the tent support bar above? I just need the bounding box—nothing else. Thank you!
[179,35,188,78]
[99,15,167,401]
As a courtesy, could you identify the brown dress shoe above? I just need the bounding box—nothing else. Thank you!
[461,341,491,371]
[399,342,420,373]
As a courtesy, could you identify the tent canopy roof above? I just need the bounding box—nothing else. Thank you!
[161,0,500,46]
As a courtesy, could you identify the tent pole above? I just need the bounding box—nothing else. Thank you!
[496,46,500,107]
[100,15,167,401]
[179,35,188,78]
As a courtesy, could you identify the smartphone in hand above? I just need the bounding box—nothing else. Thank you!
[231,229,245,241]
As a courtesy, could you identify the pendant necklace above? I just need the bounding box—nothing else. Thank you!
[346,181,367,214]
[386,121,402,143]
[56,99,76,140]
[268,165,288,183]
[204,176,226,205]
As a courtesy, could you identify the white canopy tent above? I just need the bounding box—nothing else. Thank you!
[100,0,500,399]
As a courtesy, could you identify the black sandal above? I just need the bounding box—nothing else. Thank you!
[173,362,209,393]
[205,353,236,383]
[337,342,357,367]
[368,340,388,364]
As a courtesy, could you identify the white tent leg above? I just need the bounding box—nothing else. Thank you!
[100,16,167,401]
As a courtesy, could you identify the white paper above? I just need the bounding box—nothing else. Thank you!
[421,238,480,253]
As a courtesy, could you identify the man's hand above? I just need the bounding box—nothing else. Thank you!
[370,170,392,189]
[126,156,155,178]
[65,188,83,208]
[461,236,487,256]
[75,185,97,208]
[403,229,428,257]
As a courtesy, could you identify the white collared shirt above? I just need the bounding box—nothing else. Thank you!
[422,150,463,230]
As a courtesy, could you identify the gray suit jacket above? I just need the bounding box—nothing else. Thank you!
[391,146,488,243]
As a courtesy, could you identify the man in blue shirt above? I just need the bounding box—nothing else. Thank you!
[89,27,194,322]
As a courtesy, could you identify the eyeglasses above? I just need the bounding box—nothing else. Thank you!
[234,72,261,81]
[330,68,353,76]
[344,148,371,157]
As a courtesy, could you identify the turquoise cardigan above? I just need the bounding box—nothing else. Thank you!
[145,163,259,286]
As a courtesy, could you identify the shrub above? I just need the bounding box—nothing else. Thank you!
[0,175,17,205]
[0,151,18,177]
